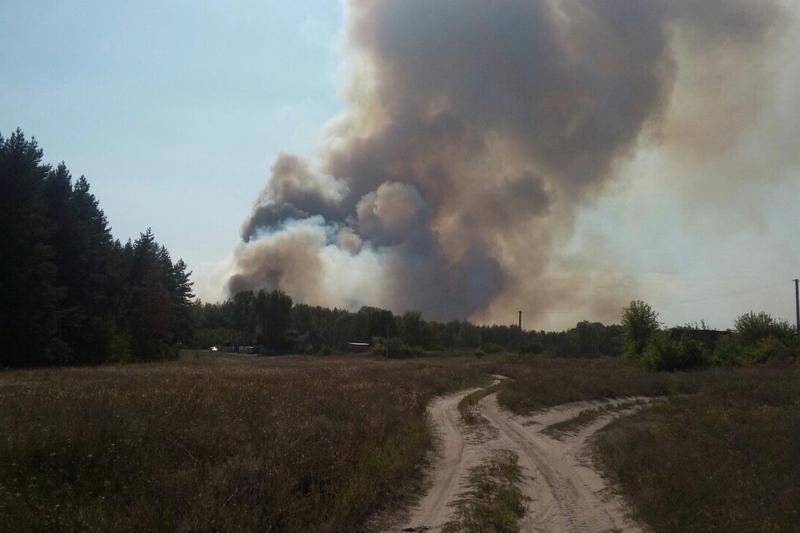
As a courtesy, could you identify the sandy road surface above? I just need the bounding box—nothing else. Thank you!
[397,387,485,532]
[394,386,652,533]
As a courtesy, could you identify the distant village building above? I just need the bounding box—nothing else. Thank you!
[347,342,370,353]
[669,328,727,349]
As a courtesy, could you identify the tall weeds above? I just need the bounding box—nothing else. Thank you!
[594,366,800,532]
[0,354,492,532]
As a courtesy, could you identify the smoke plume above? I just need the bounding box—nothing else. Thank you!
[228,0,786,325]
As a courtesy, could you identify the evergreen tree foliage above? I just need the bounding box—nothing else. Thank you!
[0,131,60,366]
[0,130,195,367]
[258,289,292,350]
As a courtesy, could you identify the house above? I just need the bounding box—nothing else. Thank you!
[219,334,256,354]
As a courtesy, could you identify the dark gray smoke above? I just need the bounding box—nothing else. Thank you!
[228,0,786,324]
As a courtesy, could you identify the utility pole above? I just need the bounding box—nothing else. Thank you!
[518,310,522,331]
[794,279,799,336]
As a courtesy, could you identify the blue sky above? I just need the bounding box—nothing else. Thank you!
[1,0,343,296]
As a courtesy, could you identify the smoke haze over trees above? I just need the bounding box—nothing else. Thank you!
[0,130,194,367]
[228,0,788,325]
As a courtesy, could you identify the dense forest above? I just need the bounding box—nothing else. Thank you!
[0,130,193,367]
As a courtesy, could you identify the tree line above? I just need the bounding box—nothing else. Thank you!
[196,292,798,368]
[6,128,791,369]
[0,130,193,367]
[192,292,623,357]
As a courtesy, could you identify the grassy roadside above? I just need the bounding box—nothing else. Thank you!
[494,357,703,414]
[593,366,800,532]
[541,399,648,440]
[0,353,496,532]
[493,357,800,530]
[442,450,527,533]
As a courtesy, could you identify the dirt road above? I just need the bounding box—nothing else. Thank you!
[395,385,651,533]
[397,387,485,531]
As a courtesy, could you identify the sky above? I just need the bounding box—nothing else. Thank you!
[0,0,344,302]
[2,1,799,330]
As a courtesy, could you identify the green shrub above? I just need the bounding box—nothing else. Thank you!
[678,335,708,369]
[621,301,660,359]
[744,335,797,364]
[711,334,744,366]
[713,327,798,367]
[734,311,794,344]
[643,332,708,371]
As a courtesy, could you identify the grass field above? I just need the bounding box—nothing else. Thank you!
[2,353,798,532]
[594,365,800,533]
[0,353,496,532]
[495,356,701,413]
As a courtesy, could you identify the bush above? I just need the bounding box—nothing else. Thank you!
[678,335,708,370]
[734,311,794,344]
[711,334,745,367]
[744,336,797,364]
[372,338,421,358]
[643,332,708,371]
[621,301,660,359]
[712,314,798,366]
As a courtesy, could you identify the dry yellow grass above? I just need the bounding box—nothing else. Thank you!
[0,352,496,532]
[3,353,798,532]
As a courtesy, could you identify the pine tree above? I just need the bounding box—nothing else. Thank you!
[169,258,195,344]
[131,263,174,359]
[1,132,197,366]
[71,175,117,362]
[258,290,292,350]
[0,130,60,366]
